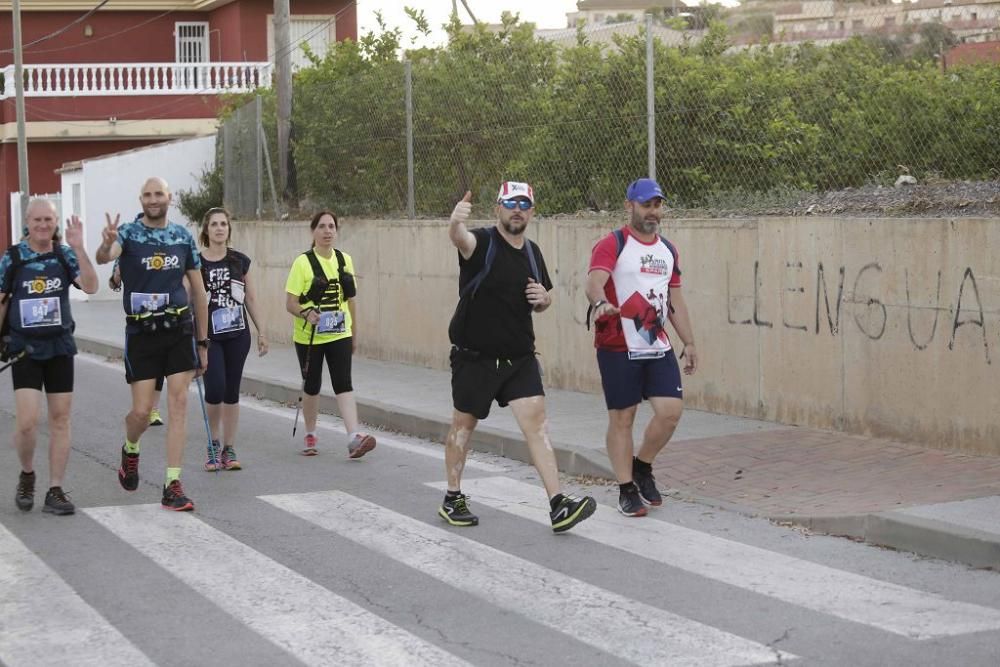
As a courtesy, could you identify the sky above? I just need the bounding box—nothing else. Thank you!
[356,0,581,47]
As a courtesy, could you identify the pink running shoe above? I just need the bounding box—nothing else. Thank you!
[301,433,318,456]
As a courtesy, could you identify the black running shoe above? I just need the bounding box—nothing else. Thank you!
[161,480,194,512]
[550,494,597,533]
[618,483,648,517]
[118,445,139,491]
[633,458,663,506]
[42,487,75,515]
[15,471,35,511]
[439,493,478,526]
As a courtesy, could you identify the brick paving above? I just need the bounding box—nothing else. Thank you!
[653,428,1000,517]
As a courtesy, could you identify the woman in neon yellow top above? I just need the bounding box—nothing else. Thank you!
[284,211,376,458]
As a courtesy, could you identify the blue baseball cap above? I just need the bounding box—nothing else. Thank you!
[626,178,665,203]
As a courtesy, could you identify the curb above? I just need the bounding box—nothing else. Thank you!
[769,511,1000,570]
[76,336,616,481]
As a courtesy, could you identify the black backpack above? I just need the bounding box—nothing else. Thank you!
[297,248,356,306]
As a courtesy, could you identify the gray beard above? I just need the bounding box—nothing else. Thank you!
[631,217,659,235]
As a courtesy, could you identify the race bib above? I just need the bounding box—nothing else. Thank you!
[19,297,62,328]
[211,306,246,335]
[130,292,169,314]
[230,280,246,305]
[317,310,346,334]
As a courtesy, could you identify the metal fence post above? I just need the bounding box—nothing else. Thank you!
[405,60,415,220]
[646,12,656,182]
[255,95,263,218]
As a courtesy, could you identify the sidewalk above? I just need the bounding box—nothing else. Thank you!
[73,300,1000,569]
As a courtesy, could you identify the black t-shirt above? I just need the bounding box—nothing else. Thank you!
[454,227,553,358]
[201,249,251,341]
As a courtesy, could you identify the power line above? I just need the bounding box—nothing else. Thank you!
[22,8,181,55]
[0,0,111,54]
[15,0,358,123]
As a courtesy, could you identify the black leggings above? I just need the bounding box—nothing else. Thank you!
[204,332,251,405]
[295,337,353,396]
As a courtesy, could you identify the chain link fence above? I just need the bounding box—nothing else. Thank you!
[221,96,281,219]
[240,10,1000,218]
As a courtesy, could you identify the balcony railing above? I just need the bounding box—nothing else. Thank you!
[0,62,272,100]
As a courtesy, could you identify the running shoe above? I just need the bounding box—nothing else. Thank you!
[148,407,163,426]
[439,493,478,527]
[633,457,663,506]
[550,494,597,533]
[347,433,376,459]
[161,480,194,511]
[618,483,648,517]
[15,470,35,511]
[204,440,221,472]
[301,433,318,456]
[221,445,241,471]
[42,487,75,515]
[118,445,140,491]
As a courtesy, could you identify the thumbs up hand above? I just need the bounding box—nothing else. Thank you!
[450,191,472,226]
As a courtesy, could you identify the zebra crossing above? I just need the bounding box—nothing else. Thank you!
[3,479,1000,666]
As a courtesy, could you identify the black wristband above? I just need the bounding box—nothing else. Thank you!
[196,339,210,349]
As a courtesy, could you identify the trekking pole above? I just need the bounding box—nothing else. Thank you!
[190,335,219,475]
[292,322,317,438]
[0,350,26,374]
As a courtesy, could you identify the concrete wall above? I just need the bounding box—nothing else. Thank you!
[231,216,1000,456]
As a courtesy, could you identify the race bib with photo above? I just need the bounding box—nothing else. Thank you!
[19,297,62,328]
[130,292,169,314]
[317,310,346,334]
[211,306,246,335]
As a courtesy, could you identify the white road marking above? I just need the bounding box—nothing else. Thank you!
[0,523,155,667]
[261,490,791,667]
[440,477,1000,640]
[84,505,470,667]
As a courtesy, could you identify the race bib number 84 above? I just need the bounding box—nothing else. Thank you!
[19,297,62,328]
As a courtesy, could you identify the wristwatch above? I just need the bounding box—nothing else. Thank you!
[196,339,211,349]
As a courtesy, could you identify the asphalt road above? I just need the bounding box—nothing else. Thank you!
[2,354,1000,666]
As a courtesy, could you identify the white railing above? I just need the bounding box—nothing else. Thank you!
[0,62,272,99]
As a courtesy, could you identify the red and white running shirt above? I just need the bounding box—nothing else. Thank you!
[588,226,682,355]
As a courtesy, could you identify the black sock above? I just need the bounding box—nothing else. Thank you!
[21,470,35,477]
[549,493,565,511]
[445,489,462,501]
[634,457,652,474]
[619,482,637,494]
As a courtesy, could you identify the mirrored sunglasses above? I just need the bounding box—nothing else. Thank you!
[500,199,533,211]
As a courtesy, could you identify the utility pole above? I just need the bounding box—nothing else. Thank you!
[13,0,30,228]
[274,0,293,204]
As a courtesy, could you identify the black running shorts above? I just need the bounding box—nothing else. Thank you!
[450,348,544,420]
[11,354,74,393]
[124,329,197,382]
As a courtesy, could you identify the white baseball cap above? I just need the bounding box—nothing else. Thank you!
[496,181,534,205]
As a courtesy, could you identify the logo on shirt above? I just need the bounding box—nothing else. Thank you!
[639,254,669,275]
[23,277,62,294]
[141,253,181,271]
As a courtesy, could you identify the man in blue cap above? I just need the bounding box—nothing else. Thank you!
[584,178,699,517]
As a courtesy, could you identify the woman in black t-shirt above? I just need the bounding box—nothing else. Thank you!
[198,207,268,471]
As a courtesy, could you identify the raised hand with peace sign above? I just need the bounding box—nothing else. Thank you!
[95,212,122,264]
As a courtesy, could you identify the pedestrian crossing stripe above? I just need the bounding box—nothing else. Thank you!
[83,505,471,667]
[0,523,155,667]
[261,490,792,667]
[433,477,1000,640]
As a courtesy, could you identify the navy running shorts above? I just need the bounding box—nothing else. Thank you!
[596,348,682,410]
